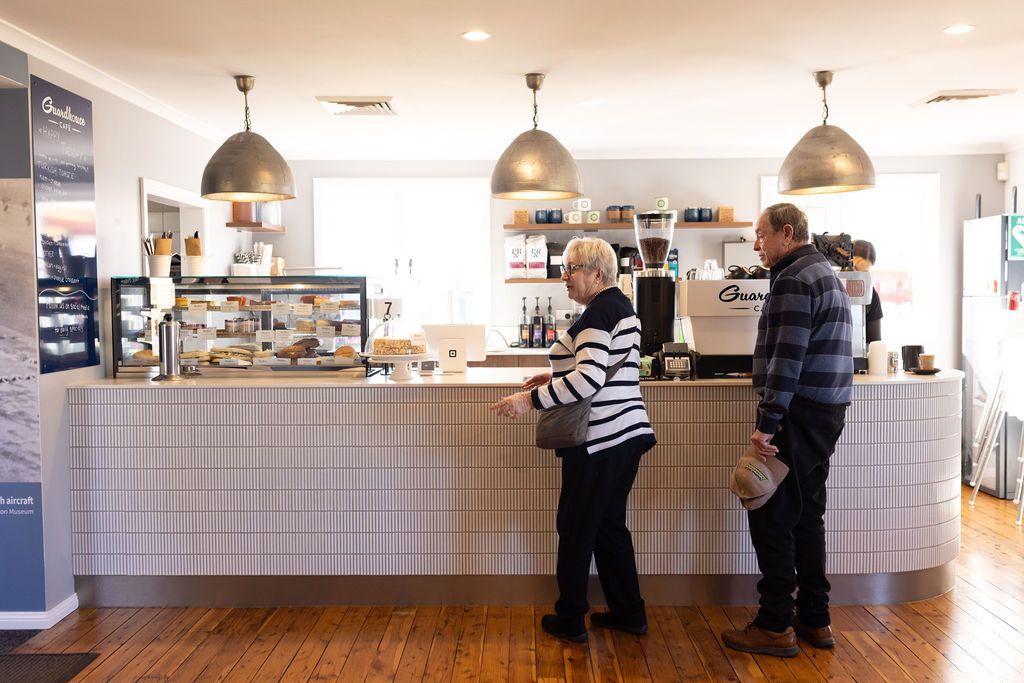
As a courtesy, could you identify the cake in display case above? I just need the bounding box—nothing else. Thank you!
[110,276,368,376]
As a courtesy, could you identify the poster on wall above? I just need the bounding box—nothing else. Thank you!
[31,76,99,373]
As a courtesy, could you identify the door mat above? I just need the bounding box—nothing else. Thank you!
[0,631,40,655]
[0,653,99,683]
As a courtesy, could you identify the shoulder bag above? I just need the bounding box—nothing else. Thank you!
[535,353,629,450]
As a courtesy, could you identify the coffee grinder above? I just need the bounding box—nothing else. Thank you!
[633,210,678,364]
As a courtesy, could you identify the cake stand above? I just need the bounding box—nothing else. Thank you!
[359,352,432,381]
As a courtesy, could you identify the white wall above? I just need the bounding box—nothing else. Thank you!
[277,154,1003,366]
[1006,147,1024,214]
[26,57,228,611]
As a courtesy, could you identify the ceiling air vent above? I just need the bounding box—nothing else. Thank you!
[919,89,1015,105]
[316,96,396,116]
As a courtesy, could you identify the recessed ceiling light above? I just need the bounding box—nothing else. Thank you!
[462,31,491,41]
[943,24,975,35]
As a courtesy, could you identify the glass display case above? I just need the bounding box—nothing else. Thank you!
[110,276,368,376]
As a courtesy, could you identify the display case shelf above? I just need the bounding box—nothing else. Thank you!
[503,221,752,231]
[225,221,286,233]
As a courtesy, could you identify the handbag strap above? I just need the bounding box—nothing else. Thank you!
[600,349,630,385]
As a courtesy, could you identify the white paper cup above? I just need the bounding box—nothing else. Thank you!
[146,254,171,278]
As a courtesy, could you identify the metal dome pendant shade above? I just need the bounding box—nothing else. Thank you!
[778,71,875,195]
[201,75,296,202]
[491,73,582,200]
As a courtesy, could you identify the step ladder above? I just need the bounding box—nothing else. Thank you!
[968,371,1008,506]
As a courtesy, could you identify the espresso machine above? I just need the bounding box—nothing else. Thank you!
[633,211,677,360]
[836,270,872,371]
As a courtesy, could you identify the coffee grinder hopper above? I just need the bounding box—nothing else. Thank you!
[634,210,677,274]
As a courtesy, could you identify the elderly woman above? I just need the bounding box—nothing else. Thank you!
[489,237,655,643]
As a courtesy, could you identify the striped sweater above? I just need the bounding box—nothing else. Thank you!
[530,287,655,455]
[753,244,853,434]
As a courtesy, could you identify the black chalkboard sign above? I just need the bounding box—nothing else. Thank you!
[31,76,99,373]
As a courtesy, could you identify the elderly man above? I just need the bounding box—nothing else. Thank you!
[721,203,853,657]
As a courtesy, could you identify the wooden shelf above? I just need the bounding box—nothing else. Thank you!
[677,221,753,228]
[504,221,752,231]
[226,221,286,233]
[505,278,563,284]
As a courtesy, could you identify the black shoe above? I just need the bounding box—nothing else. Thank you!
[540,614,588,643]
[589,611,648,635]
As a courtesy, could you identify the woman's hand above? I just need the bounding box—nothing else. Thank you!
[522,372,551,390]
[488,391,533,419]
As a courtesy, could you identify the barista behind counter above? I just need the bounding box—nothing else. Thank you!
[853,240,883,344]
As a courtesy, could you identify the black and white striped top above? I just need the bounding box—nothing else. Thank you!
[529,287,655,455]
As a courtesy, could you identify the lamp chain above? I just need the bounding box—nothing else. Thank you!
[243,90,252,132]
[820,85,829,126]
[532,89,539,130]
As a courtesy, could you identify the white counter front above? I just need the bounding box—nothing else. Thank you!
[68,370,963,606]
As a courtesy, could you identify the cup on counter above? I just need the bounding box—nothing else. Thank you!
[867,340,888,376]
[918,354,936,370]
[901,345,924,370]
[147,254,171,278]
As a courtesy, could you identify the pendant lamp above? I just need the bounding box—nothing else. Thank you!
[491,73,582,200]
[201,75,295,202]
[778,71,875,195]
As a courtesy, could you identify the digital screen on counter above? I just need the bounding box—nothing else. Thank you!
[31,76,100,373]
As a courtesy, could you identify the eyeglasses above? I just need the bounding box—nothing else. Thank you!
[559,263,587,275]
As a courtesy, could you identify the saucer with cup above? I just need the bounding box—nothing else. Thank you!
[910,353,940,375]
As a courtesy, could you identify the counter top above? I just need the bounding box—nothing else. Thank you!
[77,368,964,389]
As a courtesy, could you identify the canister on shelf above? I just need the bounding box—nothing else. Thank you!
[535,209,549,224]
[683,207,700,222]
[699,207,713,222]
[547,208,563,224]
[606,205,621,222]
[620,205,635,221]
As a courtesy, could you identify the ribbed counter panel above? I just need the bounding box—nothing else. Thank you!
[69,376,961,578]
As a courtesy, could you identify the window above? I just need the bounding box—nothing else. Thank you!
[313,177,491,325]
[760,174,941,353]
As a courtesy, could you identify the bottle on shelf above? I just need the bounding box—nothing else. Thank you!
[519,297,531,347]
[532,296,544,348]
[545,296,556,347]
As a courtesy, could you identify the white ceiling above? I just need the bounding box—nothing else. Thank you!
[2,0,1023,160]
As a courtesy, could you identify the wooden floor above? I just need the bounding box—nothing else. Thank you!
[15,485,1024,682]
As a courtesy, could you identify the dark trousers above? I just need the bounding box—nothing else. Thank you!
[553,442,649,627]
[749,397,847,632]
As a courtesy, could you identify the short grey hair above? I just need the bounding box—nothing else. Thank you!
[762,203,809,243]
[565,237,618,284]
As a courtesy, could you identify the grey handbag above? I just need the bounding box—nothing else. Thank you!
[535,353,630,449]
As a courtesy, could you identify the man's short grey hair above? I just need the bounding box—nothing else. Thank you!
[762,203,809,243]
[565,237,618,284]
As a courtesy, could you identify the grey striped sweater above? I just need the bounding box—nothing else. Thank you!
[753,244,853,434]
[530,287,655,455]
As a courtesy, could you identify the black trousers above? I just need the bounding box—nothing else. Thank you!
[749,397,847,632]
[553,438,652,628]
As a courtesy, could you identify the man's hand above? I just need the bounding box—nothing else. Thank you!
[750,429,779,458]
[522,372,551,390]
[488,391,533,419]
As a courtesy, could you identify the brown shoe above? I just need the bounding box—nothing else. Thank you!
[721,623,799,657]
[793,615,835,648]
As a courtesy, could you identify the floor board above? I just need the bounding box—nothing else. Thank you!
[18,485,1024,681]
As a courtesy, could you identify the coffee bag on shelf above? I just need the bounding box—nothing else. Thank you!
[505,234,527,279]
[526,235,549,279]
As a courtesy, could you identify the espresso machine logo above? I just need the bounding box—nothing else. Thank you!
[719,284,769,311]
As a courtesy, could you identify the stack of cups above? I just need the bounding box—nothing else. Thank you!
[867,340,888,376]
